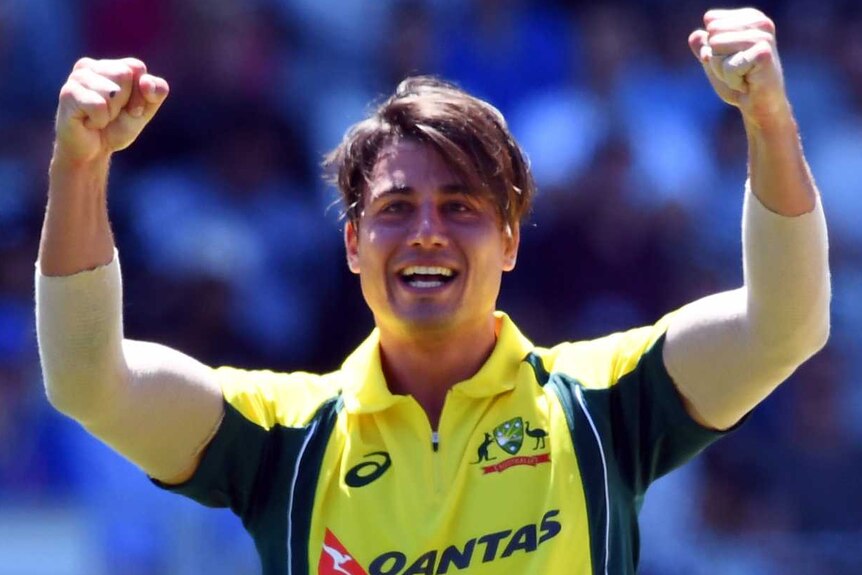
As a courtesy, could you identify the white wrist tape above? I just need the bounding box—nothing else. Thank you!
[36,252,224,482]
[665,182,830,430]
[36,252,125,419]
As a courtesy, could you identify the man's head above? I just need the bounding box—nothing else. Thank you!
[325,76,535,232]
[325,77,536,336]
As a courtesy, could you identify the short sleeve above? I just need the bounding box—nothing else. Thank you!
[545,317,736,495]
[152,368,340,520]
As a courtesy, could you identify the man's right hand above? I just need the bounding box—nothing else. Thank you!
[55,58,169,165]
[41,58,169,276]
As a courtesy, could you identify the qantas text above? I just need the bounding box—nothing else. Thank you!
[367,509,562,575]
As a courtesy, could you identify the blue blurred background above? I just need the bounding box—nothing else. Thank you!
[1,0,861,573]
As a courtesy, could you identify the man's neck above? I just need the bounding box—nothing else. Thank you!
[378,315,498,429]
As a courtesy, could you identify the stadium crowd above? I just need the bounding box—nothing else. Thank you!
[1,0,861,573]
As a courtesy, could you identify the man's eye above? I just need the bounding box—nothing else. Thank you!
[445,201,471,213]
[381,201,410,214]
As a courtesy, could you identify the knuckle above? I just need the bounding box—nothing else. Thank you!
[98,60,133,82]
[760,31,776,45]
[115,65,135,82]
[122,57,147,72]
[58,83,78,101]
[754,52,770,65]
[755,41,774,58]
[710,31,733,44]
[69,69,89,82]
[741,7,764,21]
[73,57,95,71]
[87,98,110,114]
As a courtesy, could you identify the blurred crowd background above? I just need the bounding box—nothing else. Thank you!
[1,0,861,573]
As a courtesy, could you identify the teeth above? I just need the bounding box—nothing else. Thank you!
[402,266,454,277]
[411,280,444,288]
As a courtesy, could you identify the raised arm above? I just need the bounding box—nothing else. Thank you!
[37,58,224,483]
[662,9,831,430]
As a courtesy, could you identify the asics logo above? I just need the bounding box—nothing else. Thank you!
[345,451,391,488]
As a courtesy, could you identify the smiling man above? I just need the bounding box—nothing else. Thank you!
[339,107,525,426]
[37,8,829,575]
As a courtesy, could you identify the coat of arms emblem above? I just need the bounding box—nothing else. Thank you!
[493,417,524,455]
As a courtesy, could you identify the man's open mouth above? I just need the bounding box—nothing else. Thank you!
[399,266,458,289]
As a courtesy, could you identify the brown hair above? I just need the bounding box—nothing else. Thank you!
[324,76,535,229]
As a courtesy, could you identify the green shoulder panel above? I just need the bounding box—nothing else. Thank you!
[528,334,735,575]
[579,334,730,492]
[154,387,343,575]
[526,352,609,575]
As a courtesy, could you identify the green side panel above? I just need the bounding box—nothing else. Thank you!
[152,401,274,514]
[285,396,343,575]
[551,373,637,575]
[526,352,607,575]
[528,335,737,574]
[154,396,343,575]
[583,334,731,496]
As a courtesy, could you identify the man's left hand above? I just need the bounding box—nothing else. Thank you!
[689,8,791,128]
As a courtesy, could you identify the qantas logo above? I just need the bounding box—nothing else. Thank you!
[319,510,562,575]
[319,529,369,575]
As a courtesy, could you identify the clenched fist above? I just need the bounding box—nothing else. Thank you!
[54,58,169,165]
[689,8,790,127]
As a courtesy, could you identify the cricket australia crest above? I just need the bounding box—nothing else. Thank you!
[494,417,524,455]
[472,416,551,474]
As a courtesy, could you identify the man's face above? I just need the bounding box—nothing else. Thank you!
[345,139,519,336]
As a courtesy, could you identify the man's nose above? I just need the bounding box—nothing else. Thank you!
[409,204,447,247]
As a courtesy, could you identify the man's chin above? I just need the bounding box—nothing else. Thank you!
[398,313,457,334]
[382,307,464,338]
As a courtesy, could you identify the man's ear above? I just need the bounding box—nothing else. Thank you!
[345,219,361,274]
[502,222,520,272]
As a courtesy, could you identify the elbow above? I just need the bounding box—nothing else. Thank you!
[42,371,93,421]
[37,330,129,423]
[44,378,79,418]
[787,319,830,368]
[802,312,830,361]
[751,301,831,369]
[41,364,125,425]
[43,372,85,419]
[793,293,831,360]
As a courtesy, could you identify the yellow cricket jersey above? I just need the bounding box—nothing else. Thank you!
[158,312,729,575]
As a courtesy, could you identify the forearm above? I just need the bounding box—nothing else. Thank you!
[742,105,829,344]
[39,153,115,277]
[37,152,124,418]
[744,110,816,216]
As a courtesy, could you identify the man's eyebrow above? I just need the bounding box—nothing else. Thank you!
[373,184,412,199]
[371,183,470,199]
[440,184,470,195]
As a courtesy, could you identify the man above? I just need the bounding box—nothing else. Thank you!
[37,8,829,575]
